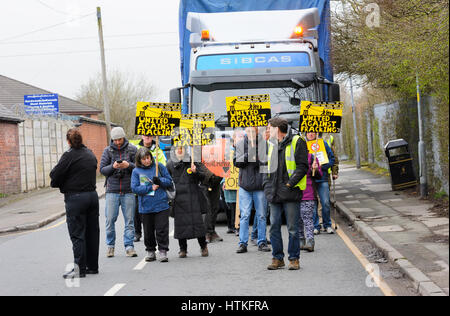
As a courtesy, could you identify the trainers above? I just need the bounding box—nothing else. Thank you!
[201,247,209,257]
[288,259,300,270]
[313,229,320,235]
[179,250,187,258]
[126,247,138,257]
[145,251,156,262]
[326,227,334,234]
[267,258,285,270]
[106,247,115,258]
[305,239,315,252]
[159,250,169,262]
[236,244,248,253]
[258,243,271,252]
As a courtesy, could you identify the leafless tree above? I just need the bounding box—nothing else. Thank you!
[75,69,156,138]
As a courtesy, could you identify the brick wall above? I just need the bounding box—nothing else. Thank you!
[79,121,108,171]
[0,122,21,195]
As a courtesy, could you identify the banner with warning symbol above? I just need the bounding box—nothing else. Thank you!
[135,102,182,136]
[300,101,343,133]
[172,113,215,147]
[306,139,329,165]
[226,94,271,128]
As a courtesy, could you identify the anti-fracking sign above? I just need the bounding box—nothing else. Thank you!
[135,102,181,136]
[306,139,329,165]
[172,113,215,147]
[299,101,343,133]
[226,94,271,128]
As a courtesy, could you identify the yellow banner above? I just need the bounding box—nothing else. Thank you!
[226,94,271,128]
[225,149,239,190]
[300,101,343,134]
[135,102,181,136]
[173,113,215,147]
[307,138,329,165]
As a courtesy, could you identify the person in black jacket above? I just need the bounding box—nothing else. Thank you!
[166,146,209,258]
[99,127,138,258]
[50,128,99,279]
[234,127,270,254]
[263,118,308,271]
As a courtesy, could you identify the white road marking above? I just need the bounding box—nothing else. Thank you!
[169,229,174,237]
[104,283,126,296]
[133,258,147,270]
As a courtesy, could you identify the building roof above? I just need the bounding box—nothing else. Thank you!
[0,74,102,116]
[0,103,23,123]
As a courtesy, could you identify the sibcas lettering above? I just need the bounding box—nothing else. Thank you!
[220,55,292,65]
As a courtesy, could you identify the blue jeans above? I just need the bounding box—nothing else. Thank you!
[313,181,332,230]
[269,202,300,261]
[238,188,268,247]
[251,214,258,240]
[105,193,136,249]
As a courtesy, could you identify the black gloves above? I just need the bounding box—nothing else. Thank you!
[152,177,161,185]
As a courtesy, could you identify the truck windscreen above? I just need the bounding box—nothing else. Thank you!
[192,82,316,124]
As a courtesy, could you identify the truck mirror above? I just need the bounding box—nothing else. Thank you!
[329,83,340,102]
[169,88,182,103]
[289,97,301,106]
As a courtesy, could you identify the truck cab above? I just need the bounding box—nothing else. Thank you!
[170,8,340,129]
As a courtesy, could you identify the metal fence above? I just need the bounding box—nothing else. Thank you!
[18,114,76,192]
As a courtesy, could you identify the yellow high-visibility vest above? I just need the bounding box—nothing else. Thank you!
[129,139,167,166]
[267,135,307,190]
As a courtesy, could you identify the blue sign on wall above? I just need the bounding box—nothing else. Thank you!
[196,52,311,70]
[24,94,59,115]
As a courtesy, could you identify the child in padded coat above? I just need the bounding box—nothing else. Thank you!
[131,147,173,262]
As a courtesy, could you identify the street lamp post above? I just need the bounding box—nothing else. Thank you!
[349,75,361,169]
[416,73,427,198]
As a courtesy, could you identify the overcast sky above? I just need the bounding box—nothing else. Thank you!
[0,0,181,102]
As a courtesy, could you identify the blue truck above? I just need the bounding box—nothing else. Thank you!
[170,0,340,127]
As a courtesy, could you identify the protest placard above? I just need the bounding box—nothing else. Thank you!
[299,101,343,133]
[225,149,239,190]
[306,139,329,165]
[226,94,271,128]
[135,102,181,136]
[202,138,231,178]
[172,113,215,147]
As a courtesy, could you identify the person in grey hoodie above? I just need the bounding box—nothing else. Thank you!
[99,127,138,258]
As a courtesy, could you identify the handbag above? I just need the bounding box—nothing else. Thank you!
[165,180,176,201]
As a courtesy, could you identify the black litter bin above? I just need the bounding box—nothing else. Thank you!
[384,139,418,190]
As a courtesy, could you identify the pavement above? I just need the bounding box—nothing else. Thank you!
[0,165,448,296]
[0,178,106,234]
[334,163,449,296]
